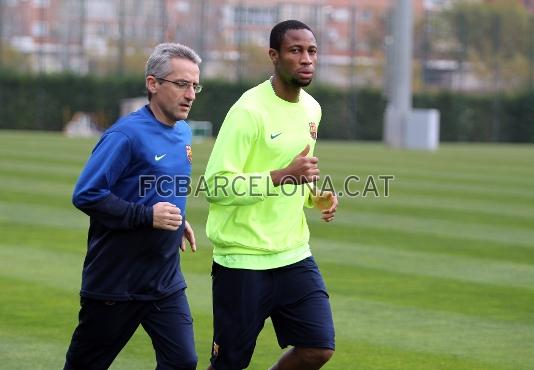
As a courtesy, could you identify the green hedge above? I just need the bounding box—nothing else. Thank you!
[413,91,534,142]
[0,71,143,131]
[0,71,532,142]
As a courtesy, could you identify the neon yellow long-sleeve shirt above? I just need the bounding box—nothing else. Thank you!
[204,80,321,269]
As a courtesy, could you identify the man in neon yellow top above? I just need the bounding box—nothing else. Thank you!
[204,20,338,370]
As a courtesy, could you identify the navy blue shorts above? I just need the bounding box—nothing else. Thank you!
[210,256,335,369]
[64,289,197,370]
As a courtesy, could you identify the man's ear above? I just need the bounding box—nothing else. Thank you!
[146,76,158,96]
[268,48,279,65]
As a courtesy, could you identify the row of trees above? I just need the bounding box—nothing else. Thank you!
[416,0,534,92]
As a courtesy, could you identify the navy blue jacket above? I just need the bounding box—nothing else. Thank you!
[73,106,192,300]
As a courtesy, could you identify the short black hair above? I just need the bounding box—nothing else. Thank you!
[270,20,314,51]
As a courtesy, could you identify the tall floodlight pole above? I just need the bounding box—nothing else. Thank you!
[61,0,71,71]
[79,0,85,73]
[38,2,46,73]
[117,0,125,75]
[384,0,413,148]
[160,0,167,42]
[36,1,47,129]
[198,0,207,74]
[0,0,4,68]
[236,0,244,82]
[530,14,533,91]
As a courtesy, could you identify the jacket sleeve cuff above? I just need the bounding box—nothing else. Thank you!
[143,205,154,227]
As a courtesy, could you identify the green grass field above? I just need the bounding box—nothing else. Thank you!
[1,130,533,370]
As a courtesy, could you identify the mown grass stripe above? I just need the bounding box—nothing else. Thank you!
[321,165,534,188]
[0,202,86,229]
[324,157,534,176]
[381,202,534,227]
[319,261,534,323]
[388,178,534,200]
[327,176,534,205]
[318,146,534,162]
[0,159,83,176]
[1,191,74,210]
[312,238,534,289]
[310,222,534,265]
[0,334,71,370]
[316,211,534,248]
[328,339,506,370]
[0,274,212,369]
[0,244,212,307]
[320,176,534,206]
[322,160,534,180]
[353,194,534,219]
[0,149,91,166]
[0,244,82,292]
[0,227,85,262]
[0,175,75,195]
[336,199,534,229]
[382,185,534,205]
[0,168,80,184]
[330,295,534,369]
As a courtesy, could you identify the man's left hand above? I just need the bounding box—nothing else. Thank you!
[312,191,338,222]
[181,220,197,252]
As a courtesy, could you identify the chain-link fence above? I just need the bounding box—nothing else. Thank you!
[0,0,531,92]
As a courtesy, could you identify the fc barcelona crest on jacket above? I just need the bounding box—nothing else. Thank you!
[309,122,317,140]
[186,145,192,163]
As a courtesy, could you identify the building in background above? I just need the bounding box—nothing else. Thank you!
[0,0,531,91]
[1,0,410,86]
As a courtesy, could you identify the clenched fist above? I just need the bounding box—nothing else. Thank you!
[153,202,182,230]
[311,190,338,222]
[271,144,320,185]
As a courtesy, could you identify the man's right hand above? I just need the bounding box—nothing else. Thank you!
[270,144,320,186]
[153,202,182,230]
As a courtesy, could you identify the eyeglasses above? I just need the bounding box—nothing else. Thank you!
[156,77,203,93]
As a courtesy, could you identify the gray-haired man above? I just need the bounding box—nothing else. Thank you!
[63,43,202,370]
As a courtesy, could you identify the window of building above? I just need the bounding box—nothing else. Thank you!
[31,20,48,36]
[332,8,349,22]
[358,9,373,22]
[175,1,190,13]
[234,6,277,26]
[279,4,313,21]
[33,0,50,7]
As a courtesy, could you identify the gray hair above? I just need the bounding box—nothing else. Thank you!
[145,43,201,99]
[145,43,201,79]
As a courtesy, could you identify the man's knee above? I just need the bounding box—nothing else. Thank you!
[178,358,198,370]
[176,360,197,370]
[158,352,197,370]
[297,347,334,367]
